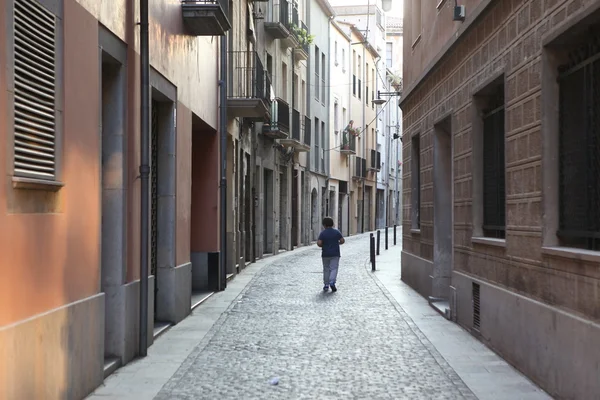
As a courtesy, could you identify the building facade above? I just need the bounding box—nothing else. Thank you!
[329,20,352,236]
[0,0,402,397]
[1,0,223,397]
[401,0,600,398]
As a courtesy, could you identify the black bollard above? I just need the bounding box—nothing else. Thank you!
[370,233,374,264]
[370,234,376,271]
[376,230,381,256]
[385,226,389,250]
[393,224,397,245]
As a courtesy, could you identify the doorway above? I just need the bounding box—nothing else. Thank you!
[263,168,274,254]
[279,166,288,250]
[365,186,372,232]
[245,153,252,262]
[291,169,299,248]
[150,94,176,323]
[433,116,453,300]
[100,52,125,364]
[311,188,318,240]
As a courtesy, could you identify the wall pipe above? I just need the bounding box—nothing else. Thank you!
[219,35,228,291]
[139,0,150,357]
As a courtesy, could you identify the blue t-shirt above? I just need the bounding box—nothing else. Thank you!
[318,228,343,258]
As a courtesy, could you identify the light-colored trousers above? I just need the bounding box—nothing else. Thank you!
[322,256,340,285]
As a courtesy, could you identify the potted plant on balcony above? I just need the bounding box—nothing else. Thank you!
[290,24,314,48]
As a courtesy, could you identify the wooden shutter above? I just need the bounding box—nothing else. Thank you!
[13,0,57,179]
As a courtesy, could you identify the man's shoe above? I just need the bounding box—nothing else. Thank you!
[323,285,329,292]
[330,283,337,292]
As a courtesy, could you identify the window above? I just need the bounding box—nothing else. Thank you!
[557,39,600,251]
[315,46,320,100]
[321,121,326,171]
[366,64,369,105]
[301,80,306,115]
[334,102,339,133]
[411,135,421,229]
[386,42,393,68]
[342,48,346,72]
[482,85,506,239]
[13,0,59,180]
[314,118,319,169]
[321,53,326,104]
[282,62,288,101]
[334,41,338,65]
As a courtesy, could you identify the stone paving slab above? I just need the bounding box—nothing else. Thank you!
[87,233,552,400]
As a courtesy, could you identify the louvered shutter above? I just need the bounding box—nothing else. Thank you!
[13,0,57,179]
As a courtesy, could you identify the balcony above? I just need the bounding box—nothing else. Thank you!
[303,116,311,147]
[264,0,291,39]
[228,51,271,119]
[340,131,357,155]
[278,109,310,152]
[282,2,300,49]
[182,0,231,36]
[368,149,381,172]
[262,98,289,139]
[293,21,310,61]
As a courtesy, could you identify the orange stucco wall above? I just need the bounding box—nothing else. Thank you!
[190,126,219,253]
[0,0,101,326]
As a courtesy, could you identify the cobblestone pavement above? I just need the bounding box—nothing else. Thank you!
[154,235,478,400]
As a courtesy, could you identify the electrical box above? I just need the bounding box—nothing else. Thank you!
[453,5,466,21]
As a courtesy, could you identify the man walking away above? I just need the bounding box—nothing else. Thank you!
[317,217,345,292]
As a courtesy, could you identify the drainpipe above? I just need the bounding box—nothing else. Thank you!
[138,0,150,357]
[219,35,228,291]
[361,45,366,233]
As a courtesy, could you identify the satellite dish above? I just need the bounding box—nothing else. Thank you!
[382,0,392,12]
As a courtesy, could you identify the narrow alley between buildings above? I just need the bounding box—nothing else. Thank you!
[88,234,550,400]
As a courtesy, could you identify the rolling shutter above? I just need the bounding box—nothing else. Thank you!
[13,0,57,179]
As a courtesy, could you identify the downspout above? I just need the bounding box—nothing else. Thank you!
[219,35,228,291]
[361,45,366,233]
[395,100,400,224]
[139,0,150,357]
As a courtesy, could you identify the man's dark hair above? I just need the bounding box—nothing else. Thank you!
[322,217,334,228]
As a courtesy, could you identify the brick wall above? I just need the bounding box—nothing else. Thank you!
[402,0,600,321]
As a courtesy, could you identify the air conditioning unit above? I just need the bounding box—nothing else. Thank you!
[453,5,466,21]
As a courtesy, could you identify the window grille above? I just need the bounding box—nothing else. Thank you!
[482,85,506,239]
[557,30,600,251]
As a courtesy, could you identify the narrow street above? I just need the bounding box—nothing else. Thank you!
[89,234,550,400]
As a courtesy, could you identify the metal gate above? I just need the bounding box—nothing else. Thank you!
[151,100,159,314]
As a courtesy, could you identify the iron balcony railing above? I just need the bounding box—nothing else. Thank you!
[183,0,229,20]
[300,21,309,53]
[292,109,301,141]
[304,116,311,146]
[228,51,271,103]
[265,0,290,26]
[276,98,290,133]
[291,2,299,28]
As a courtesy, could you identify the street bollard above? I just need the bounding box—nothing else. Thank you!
[370,234,376,271]
[385,226,389,250]
[369,233,374,264]
[394,224,397,246]
[376,230,381,256]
